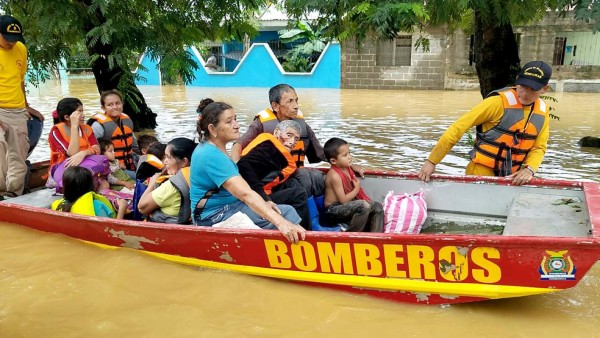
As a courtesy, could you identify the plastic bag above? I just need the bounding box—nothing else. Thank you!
[383,190,427,234]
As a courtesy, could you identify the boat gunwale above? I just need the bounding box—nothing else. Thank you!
[5,165,600,244]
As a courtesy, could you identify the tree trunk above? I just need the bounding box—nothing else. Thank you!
[82,2,157,130]
[473,10,521,98]
[86,50,157,130]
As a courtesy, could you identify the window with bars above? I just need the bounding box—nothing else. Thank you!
[376,36,412,66]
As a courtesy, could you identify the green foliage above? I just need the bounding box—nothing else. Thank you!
[541,94,560,121]
[284,0,428,45]
[278,20,328,72]
[2,0,266,86]
[284,0,600,45]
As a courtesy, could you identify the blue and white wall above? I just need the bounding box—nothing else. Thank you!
[134,42,341,89]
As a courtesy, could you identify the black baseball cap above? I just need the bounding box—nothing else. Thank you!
[0,15,25,43]
[515,61,552,91]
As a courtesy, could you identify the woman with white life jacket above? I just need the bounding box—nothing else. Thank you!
[418,61,552,186]
[190,98,306,244]
[52,166,128,219]
[88,89,139,173]
[137,137,196,224]
[48,97,100,169]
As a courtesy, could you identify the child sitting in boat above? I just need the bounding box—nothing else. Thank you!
[51,166,128,219]
[98,139,135,192]
[323,137,383,232]
[138,134,159,155]
[137,138,196,224]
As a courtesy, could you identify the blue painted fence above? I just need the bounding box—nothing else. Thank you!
[134,42,340,89]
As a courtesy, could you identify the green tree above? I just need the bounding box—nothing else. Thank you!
[1,0,265,130]
[279,20,328,72]
[284,0,600,98]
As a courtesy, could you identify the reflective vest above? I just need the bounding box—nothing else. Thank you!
[149,167,192,224]
[241,133,297,194]
[51,191,115,217]
[90,113,136,170]
[50,122,95,168]
[470,87,548,176]
[255,108,309,167]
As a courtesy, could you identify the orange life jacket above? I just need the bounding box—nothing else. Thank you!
[50,122,95,168]
[241,133,296,194]
[89,113,135,170]
[255,108,308,167]
[470,87,548,176]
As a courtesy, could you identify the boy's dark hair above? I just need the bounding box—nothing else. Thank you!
[138,134,159,151]
[147,142,167,160]
[324,137,348,163]
[56,166,94,212]
[98,139,114,154]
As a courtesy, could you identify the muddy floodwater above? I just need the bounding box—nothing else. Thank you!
[1,78,598,337]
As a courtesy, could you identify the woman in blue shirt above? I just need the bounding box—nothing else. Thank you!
[190,99,306,244]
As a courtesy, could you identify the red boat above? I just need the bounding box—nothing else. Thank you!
[1,161,599,305]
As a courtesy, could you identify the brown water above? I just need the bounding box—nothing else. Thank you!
[1,78,598,337]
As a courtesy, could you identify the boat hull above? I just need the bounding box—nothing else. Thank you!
[2,168,600,305]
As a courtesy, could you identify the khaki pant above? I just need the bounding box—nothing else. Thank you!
[0,109,29,196]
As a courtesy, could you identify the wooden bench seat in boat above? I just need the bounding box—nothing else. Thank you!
[503,193,590,237]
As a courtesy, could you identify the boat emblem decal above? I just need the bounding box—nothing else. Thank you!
[539,250,576,280]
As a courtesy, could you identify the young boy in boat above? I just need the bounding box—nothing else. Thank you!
[137,134,158,156]
[323,137,383,232]
[51,166,128,219]
[98,139,135,192]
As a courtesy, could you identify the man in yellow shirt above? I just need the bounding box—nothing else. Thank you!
[418,61,552,186]
[0,15,43,197]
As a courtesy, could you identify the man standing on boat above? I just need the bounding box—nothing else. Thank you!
[418,61,552,186]
[0,15,44,198]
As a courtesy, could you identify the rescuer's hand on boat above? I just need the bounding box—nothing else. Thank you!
[507,166,534,186]
[418,160,436,182]
[351,165,366,178]
[26,105,44,121]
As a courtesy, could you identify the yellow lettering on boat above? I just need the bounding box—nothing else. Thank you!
[407,245,436,279]
[316,242,354,274]
[264,239,291,268]
[291,242,317,271]
[438,246,469,281]
[471,247,501,283]
[383,244,407,278]
[263,240,503,284]
[354,243,382,276]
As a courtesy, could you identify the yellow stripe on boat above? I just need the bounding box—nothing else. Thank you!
[86,241,558,300]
